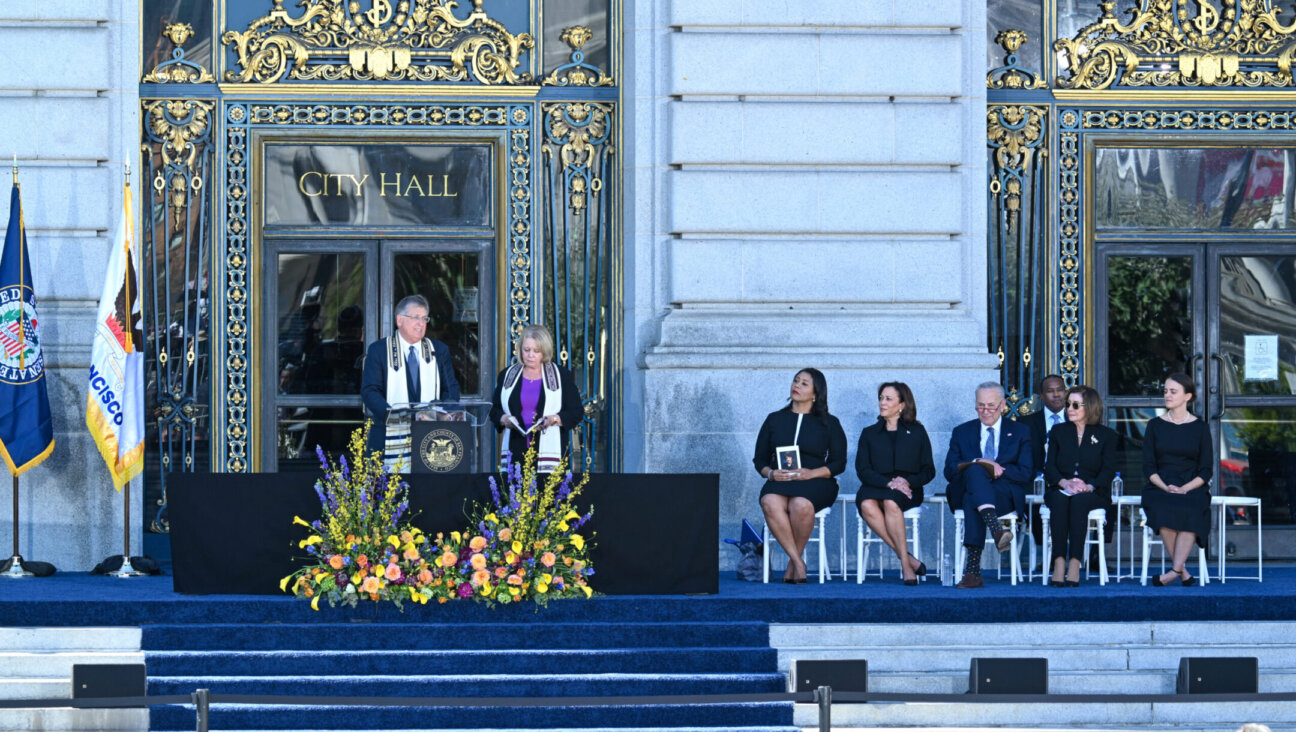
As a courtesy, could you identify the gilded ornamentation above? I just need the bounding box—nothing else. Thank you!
[1058,123,1081,384]
[987,29,1047,89]
[143,99,214,225]
[542,102,612,212]
[145,22,216,83]
[224,117,250,473]
[1055,0,1296,88]
[222,0,534,84]
[987,105,1046,233]
[542,26,614,87]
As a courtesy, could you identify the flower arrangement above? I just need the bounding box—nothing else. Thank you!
[281,423,435,610]
[283,423,596,610]
[424,446,596,607]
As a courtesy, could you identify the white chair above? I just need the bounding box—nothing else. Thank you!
[1213,496,1263,583]
[1139,508,1209,585]
[856,505,923,583]
[762,506,831,584]
[953,510,1020,585]
[1038,505,1108,585]
[835,495,856,580]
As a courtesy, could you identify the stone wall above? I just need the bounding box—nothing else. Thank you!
[626,1,997,566]
[0,1,141,569]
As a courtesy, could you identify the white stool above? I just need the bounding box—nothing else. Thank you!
[953,509,1020,585]
[1139,508,1209,585]
[1038,505,1108,585]
[762,506,831,584]
[1213,496,1263,583]
[856,505,923,583]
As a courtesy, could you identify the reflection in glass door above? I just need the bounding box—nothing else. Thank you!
[1097,244,1296,558]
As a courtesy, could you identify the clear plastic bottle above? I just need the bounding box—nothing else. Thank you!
[941,553,953,586]
[1112,472,1123,500]
[1033,472,1045,497]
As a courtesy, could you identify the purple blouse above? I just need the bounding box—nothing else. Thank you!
[519,377,543,430]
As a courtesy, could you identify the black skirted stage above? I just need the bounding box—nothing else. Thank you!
[168,472,719,596]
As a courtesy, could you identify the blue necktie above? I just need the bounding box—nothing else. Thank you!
[983,427,996,461]
[406,345,420,402]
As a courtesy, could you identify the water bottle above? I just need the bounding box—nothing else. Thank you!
[1033,472,1045,497]
[1112,472,1123,500]
[941,553,953,586]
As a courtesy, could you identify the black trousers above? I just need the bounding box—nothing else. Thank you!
[1044,490,1108,562]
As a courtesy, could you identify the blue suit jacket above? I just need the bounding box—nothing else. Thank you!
[942,417,1033,516]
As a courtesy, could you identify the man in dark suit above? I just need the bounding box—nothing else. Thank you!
[360,295,460,458]
[944,381,1033,588]
[1016,374,1067,547]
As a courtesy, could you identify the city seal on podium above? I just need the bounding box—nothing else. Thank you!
[418,427,464,473]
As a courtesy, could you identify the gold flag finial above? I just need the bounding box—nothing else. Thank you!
[125,162,130,185]
[11,154,16,185]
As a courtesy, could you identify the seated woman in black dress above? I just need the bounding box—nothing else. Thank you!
[855,382,934,586]
[1043,385,1117,587]
[1142,372,1213,587]
[754,368,847,584]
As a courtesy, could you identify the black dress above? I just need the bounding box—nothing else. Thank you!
[854,419,934,511]
[754,409,847,512]
[1140,417,1213,548]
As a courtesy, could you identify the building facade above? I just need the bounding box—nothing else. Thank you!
[0,0,1286,570]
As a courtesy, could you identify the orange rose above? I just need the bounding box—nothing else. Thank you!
[417,569,433,585]
[356,554,369,568]
[507,574,523,586]
[470,553,487,570]
[469,536,488,552]
[440,551,459,567]
[403,546,420,561]
[384,564,402,581]
[540,552,556,568]
[494,566,508,579]
[361,576,381,593]
[472,569,491,586]
[328,555,344,570]
[498,527,512,542]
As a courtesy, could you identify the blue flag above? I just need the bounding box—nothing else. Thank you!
[0,184,54,475]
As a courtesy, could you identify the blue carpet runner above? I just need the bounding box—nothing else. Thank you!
[145,620,795,731]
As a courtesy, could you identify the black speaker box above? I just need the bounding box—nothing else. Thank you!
[1177,657,1258,694]
[72,664,146,705]
[969,657,1048,694]
[793,659,868,692]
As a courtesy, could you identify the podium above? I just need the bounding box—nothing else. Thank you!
[385,400,492,474]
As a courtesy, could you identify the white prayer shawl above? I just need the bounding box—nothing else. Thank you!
[498,362,563,472]
[382,335,441,472]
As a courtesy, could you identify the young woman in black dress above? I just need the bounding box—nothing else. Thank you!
[855,382,934,585]
[1141,373,1213,587]
[754,368,847,584]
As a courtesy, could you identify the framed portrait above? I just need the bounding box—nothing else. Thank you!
[775,445,801,471]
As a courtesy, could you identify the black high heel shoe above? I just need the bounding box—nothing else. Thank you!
[1179,569,1197,587]
[914,561,927,577]
[903,578,918,586]
[1049,579,1064,588]
[1152,570,1177,587]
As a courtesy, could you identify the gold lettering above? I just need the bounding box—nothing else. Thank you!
[424,174,442,197]
[298,171,324,197]
[379,173,401,197]
[403,174,425,197]
[443,173,458,198]
[346,173,370,196]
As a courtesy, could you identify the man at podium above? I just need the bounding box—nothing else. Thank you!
[361,295,460,464]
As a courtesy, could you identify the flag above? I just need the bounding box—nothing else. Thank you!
[86,180,144,490]
[0,183,54,475]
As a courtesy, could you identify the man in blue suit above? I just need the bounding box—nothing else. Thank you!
[944,381,1033,588]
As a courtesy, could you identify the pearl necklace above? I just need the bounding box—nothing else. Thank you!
[1164,411,1193,424]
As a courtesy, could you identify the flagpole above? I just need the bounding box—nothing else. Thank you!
[110,164,143,578]
[5,158,32,577]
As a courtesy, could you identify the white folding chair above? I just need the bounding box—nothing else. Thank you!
[762,506,831,583]
[1139,508,1209,585]
[1038,505,1109,585]
[835,495,856,580]
[856,505,923,583]
[953,509,1020,585]
[1213,496,1263,583]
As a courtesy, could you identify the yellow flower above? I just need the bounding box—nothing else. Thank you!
[279,575,292,592]
[541,573,553,584]
[557,522,569,532]
[292,515,312,528]
[298,535,323,548]
[564,510,580,522]
[387,535,400,548]
[509,587,520,597]
[485,512,499,524]
[570,534,585,551]
[480,582,492,595]
[451,531,461,543]
[536,582,549,594]
[310,595,320,611]
[511,540,522,554]
[580,584,593,599]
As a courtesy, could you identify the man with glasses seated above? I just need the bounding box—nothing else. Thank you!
[944,381,1033,588]
[361,294,460,466]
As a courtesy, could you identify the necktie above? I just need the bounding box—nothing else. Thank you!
[983,427,996,461]
[1050,413,1061,429]
[406,345,420,402]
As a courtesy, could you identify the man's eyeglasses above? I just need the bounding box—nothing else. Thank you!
[399,314,430,324]
[975,403,1001,412]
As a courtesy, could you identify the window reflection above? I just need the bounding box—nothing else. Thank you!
[987,0,1043,74]
[1221,408,1296,524]
[1218,255,1296,396]
[277,253,366,397]
[542,0,609,75]
[1106,256,1194,396]
[393,253,482,395]
[1106,407,1157,493]
[142,0,213,76]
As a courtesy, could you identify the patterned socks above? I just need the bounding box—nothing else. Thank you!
[979,507,1004,539]
[964,545,983,577]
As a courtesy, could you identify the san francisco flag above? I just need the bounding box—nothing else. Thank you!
[86,180,144,489]
[0,183,54,475]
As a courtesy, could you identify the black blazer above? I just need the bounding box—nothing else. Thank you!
[1016,408,1067,478]
[489,363,584,460]
[1044,422,1118,501]
[855,419,935,490]
[360,337,460,453]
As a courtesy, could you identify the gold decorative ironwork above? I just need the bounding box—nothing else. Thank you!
[1079,106,1296,129]
[987,29,1047,89]
[542,25,614,87]
[543,102,612,213]
[1056,0,1296,89]
[222,0,535,84]
[145,23,216,83]
[143,99,213,226]
[1057,128,1081,384]
[987,105,1046,233]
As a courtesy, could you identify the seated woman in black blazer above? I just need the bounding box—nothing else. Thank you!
[1043,385,1117,587]
[855,382,935,586]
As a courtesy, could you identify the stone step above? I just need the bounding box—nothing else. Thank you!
[777,645,1296,673]
[0,652,145,679]
[809,728,1296,732]
[0,678,67,699]
[770,621,1296,648]
[794,699,1296,727]
[0,628,139,652]
[805,670,1296,695]
[0,708,147,731]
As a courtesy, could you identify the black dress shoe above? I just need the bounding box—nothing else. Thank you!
[1180,571,1197,587]
[903,578,918,586]
[914,561,927,577]
[1065,580,1079,587]
[794,577,808,585]
[1049,579,1064,588]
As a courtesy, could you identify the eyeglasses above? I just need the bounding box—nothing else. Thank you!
[975,403,1001,412]
[399,314,430,324]
[1067,401,1085,409]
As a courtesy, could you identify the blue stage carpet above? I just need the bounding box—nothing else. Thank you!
[0,566,1288,626]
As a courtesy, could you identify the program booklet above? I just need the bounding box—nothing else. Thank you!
[956,459,997,478]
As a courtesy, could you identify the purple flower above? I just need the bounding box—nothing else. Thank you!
[335,572,347,585]
[489,476,501,507]
[316,445,328,469]
[457,583,473,598]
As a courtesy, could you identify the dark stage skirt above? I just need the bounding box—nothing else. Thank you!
[760,477,839,513]
[1141,486,1211,549]
[854,485,924,512]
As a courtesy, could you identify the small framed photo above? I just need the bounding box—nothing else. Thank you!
[775,446,801,471]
